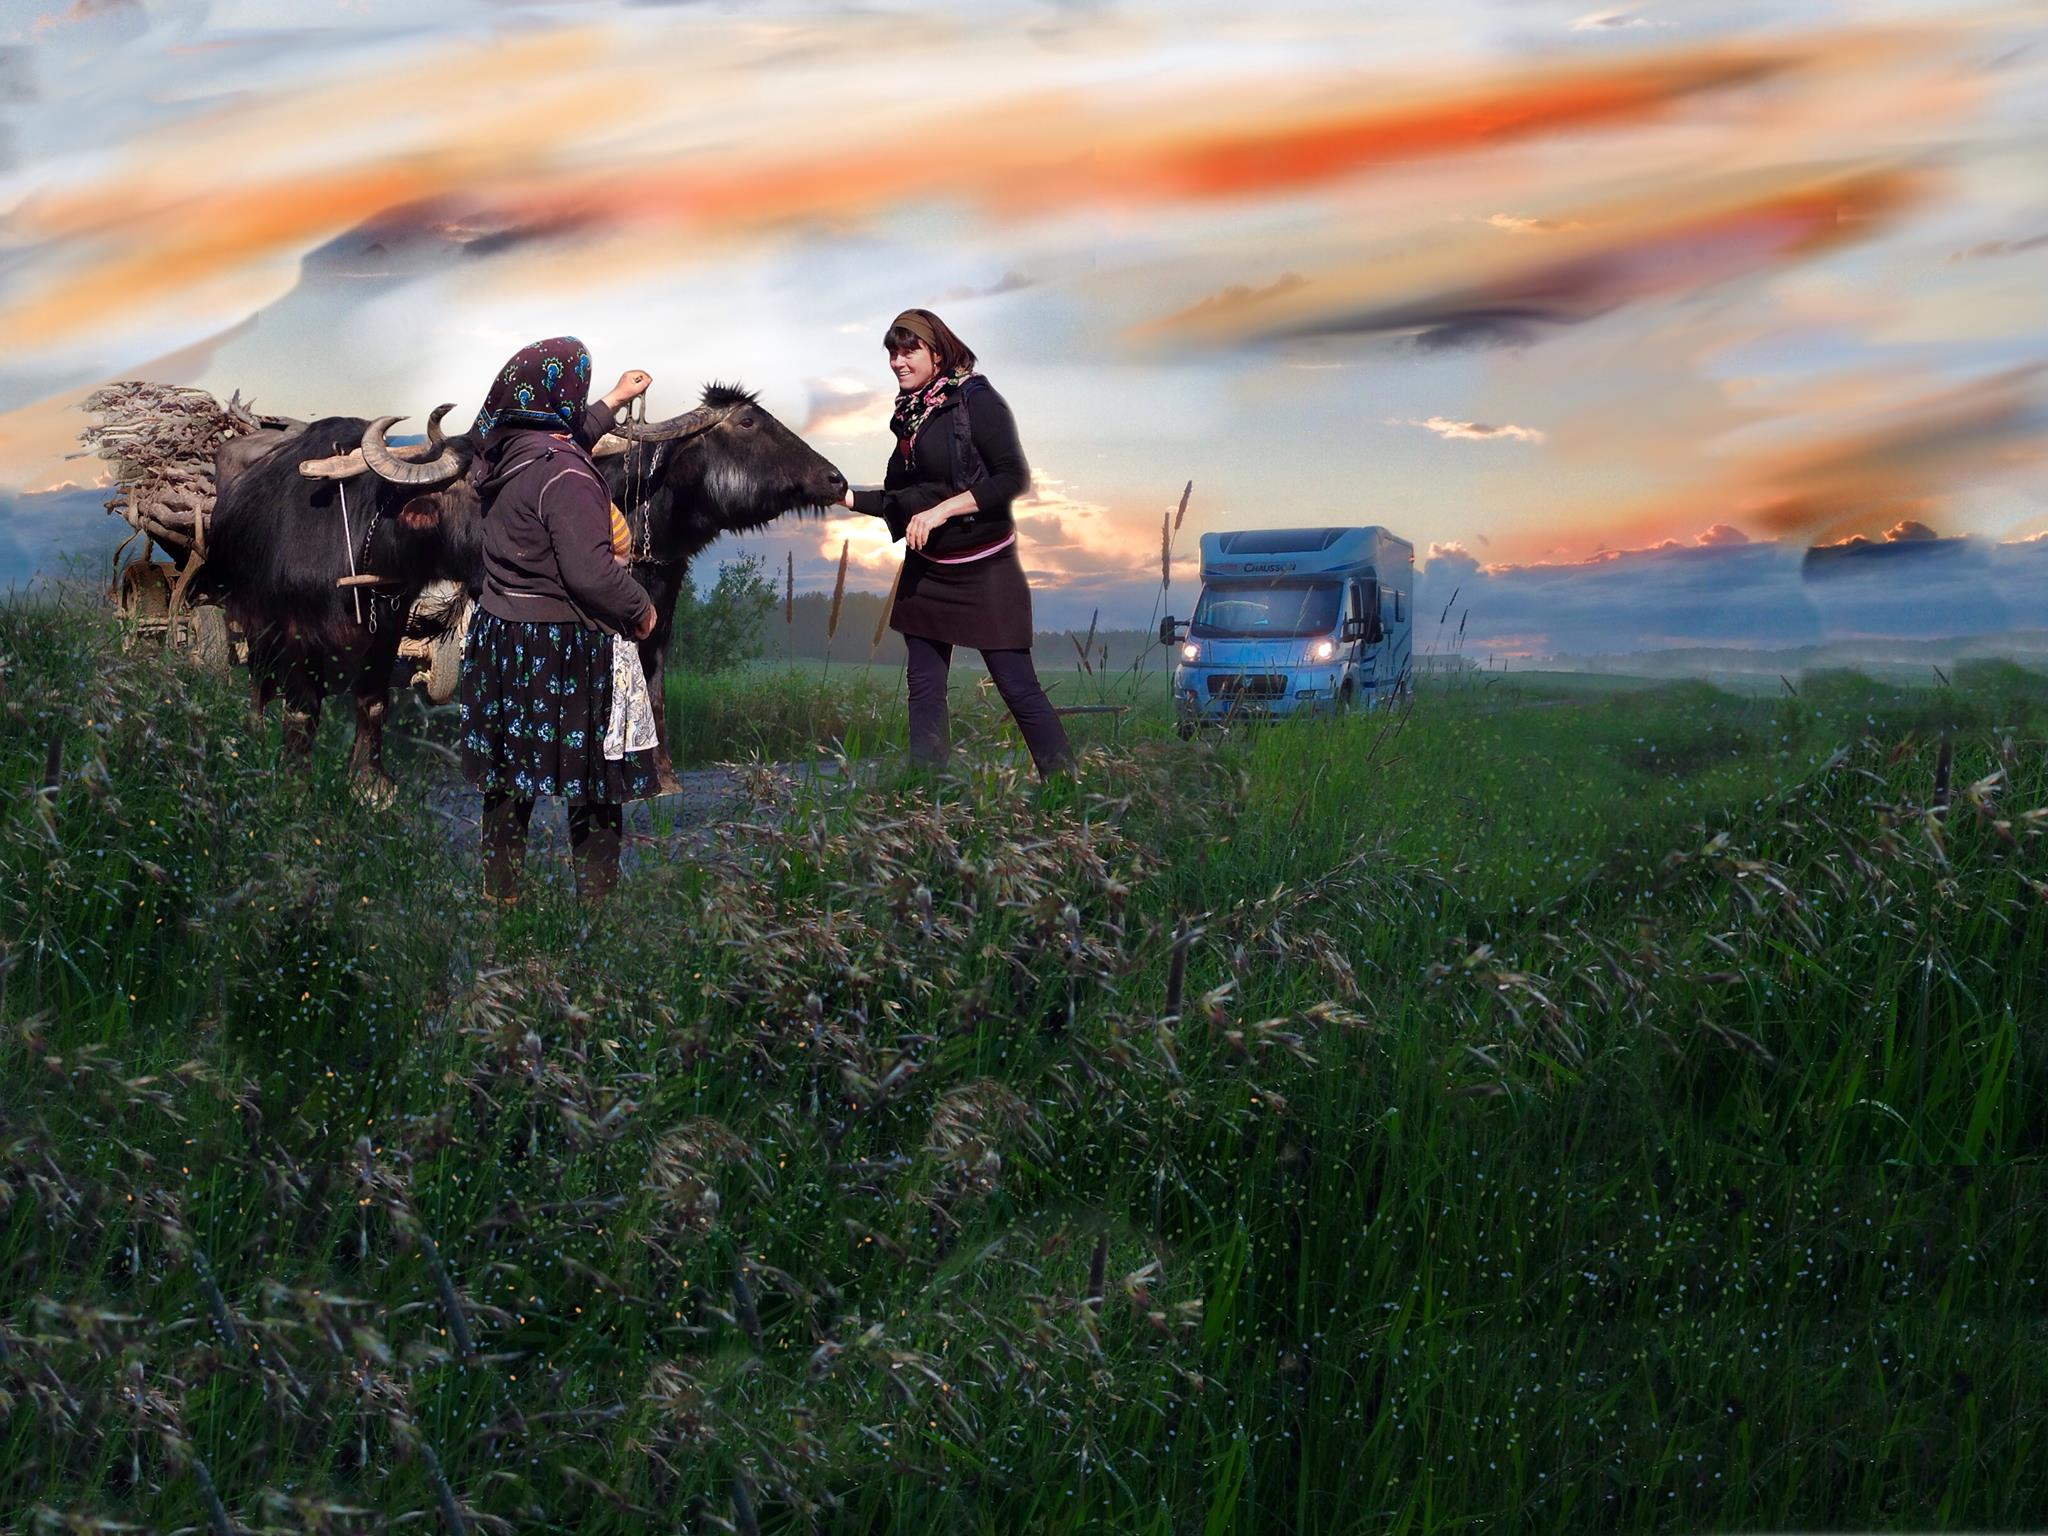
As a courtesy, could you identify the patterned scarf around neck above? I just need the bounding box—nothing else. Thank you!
[890,367,974,462]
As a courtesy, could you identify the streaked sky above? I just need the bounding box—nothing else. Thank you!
[3,0,2046,633]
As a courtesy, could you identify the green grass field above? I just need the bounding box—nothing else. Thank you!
[4,594,2044,1532]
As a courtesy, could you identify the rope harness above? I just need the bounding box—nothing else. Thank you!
[624,395,656,567]
[617,394,745,572]
[335,441,397,634]
[336,448,363,626]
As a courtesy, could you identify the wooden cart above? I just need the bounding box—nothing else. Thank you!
[78,381,469,701]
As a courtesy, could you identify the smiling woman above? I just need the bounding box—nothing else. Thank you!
[840,307,1074,779]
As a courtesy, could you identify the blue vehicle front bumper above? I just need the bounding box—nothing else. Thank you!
[1172,665,1349,724]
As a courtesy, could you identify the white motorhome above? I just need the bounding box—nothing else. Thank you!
[1162,526,1414,734]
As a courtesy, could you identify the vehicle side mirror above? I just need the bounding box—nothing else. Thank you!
[1341,617,1366,642]
[1159,616,1184,645]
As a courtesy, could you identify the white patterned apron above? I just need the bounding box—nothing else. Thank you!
[603,635,660,761]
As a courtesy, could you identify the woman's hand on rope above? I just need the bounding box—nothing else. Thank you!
[602,370,653,411]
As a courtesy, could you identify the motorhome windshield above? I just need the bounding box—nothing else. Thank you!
[1191,579,1342,639]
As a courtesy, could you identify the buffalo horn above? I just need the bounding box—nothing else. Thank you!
[362,413,466,485]
[298,404,462,480]
[613,404,725,443]
[299,449,361,480]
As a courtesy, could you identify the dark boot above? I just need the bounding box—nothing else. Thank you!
[569,803,623,903]
[482,792,534,904]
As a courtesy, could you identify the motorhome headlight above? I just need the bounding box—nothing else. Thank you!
[1309,638,1337,661]
[1181,641,1201,662]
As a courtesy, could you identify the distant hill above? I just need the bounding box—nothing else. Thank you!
[0,485,125,592]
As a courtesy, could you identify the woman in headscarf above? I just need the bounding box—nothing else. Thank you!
[838,308,1074,779]
[459,336,661,903]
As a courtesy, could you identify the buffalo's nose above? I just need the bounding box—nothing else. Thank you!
[826,469,847,491]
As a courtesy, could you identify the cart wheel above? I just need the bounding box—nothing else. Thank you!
[188,606,232,673]
[421,597,472,704]
[119,560,173,621]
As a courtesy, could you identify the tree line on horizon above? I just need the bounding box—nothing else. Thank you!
[693,553,1170,672]
[775,590,1167,671]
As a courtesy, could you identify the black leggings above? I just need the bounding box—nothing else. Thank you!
[482,792,622,901]
[904,635,1074,779]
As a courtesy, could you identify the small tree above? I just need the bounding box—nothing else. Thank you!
[666,553,777,674]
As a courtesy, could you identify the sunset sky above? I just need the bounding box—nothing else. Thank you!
[3,0,2046,647]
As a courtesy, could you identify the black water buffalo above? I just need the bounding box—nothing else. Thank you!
[201,408,480,796]
[205,383,845,795]
[578,382,846,789]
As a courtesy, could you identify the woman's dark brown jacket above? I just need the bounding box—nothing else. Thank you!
[471,399,652,636]
[848,377,1029,559]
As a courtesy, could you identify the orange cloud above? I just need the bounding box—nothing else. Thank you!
[1,23,1844,349]
[11,163,465,349]
[975,44,1803,213]
[1732,372,2046,543]
[1695,523,1750,546]
[1140,162,1926,348]
[2,23,618,346]
[1577,369,2048,554]
[815,512,899,578]
[494,38,1827,240]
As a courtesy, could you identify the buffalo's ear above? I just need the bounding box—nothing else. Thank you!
[398,495,443,529]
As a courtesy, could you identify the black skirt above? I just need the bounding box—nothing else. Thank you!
[890,543,1033,651]
[458,609,662,804]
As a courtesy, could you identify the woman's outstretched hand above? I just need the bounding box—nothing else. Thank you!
[602,370,653,411]
[633,605,657,642]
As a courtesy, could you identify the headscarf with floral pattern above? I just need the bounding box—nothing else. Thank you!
[472,336,594,440]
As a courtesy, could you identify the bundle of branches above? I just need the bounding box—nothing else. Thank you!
[72,381,293,557]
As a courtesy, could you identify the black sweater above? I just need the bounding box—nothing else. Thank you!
[849,376,1029,560]
[472,399,653,635]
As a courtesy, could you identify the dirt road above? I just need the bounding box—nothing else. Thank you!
[422,760,838,875]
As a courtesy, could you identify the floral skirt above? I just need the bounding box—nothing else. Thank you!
[459,609,662,804]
